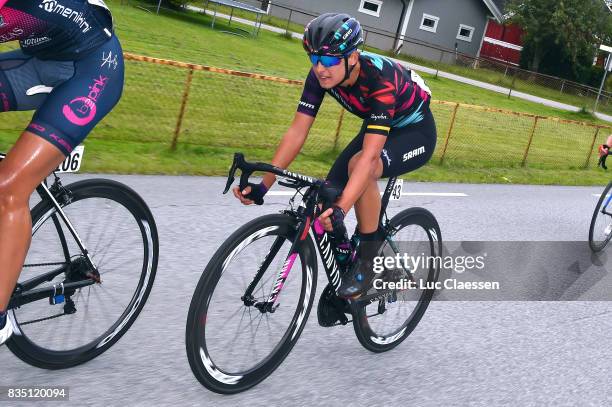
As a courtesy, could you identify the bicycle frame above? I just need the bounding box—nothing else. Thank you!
[0,153,99,310]
[225,153,398,312]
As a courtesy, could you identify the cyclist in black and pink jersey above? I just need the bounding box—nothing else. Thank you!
[0,0,124,345]
[233,13,437,299]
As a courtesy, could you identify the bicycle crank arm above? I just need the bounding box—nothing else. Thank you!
[348,287,407,307]
[9,279,96,309]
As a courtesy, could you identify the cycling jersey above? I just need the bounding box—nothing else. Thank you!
[0,0,113,60]
[297,51,432,137]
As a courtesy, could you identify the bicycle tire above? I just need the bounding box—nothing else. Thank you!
[7,178,159,369]
[589,181,612,252]
[186,213,317,394]
[352,207,442,353]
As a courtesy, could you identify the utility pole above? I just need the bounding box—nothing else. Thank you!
[594,44,612,113]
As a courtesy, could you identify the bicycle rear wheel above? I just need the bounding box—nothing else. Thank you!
[7,178,158,369]
[589,182,612,252]
[352,207,441,353]
[186,213,317,394]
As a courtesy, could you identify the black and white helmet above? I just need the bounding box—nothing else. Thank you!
[303,13,364,56]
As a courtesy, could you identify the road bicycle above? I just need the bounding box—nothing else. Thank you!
[589,180,612,252]
[186,153,442,394]
[4,146,159,369]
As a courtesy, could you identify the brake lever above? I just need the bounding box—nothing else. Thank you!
[223,152,257,194]
[222,153,240,194]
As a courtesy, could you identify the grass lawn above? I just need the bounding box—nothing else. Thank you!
[0,0,608,185]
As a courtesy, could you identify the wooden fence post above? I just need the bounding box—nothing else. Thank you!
[333,109,345,152]
[171,68,194,150]
[439,103,460,164]
[285,9,293,35]
[584,126,601,168]
[521,116,539,167]
[508,74,517,98]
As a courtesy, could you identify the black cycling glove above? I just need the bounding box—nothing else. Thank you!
[330,205,349,242]
[243,182,268,205]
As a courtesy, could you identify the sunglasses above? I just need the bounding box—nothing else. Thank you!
[309,54,343,68]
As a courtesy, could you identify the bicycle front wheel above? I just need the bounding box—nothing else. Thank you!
[186,213,317,394]
[589,182,612,252]
[352,207,442,353]
[8,178,159,369]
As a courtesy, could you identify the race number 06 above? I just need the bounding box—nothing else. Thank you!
[56,145,84,173]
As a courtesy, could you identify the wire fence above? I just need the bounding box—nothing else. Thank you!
[89,53,609,170]
[0,50,604,169]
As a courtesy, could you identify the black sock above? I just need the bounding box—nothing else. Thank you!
[358,226,385,242]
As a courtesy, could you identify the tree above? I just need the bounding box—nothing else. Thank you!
[507,0,612,77]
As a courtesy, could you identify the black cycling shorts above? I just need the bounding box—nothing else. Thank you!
[326,107,437,189]
[0,35,124,156]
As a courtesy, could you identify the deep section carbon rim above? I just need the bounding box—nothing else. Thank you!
[589,182,612,252]
[8,179,158,368]
[353,208,441,352]
[186,214,316,394]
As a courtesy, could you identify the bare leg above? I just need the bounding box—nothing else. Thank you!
[347,151,384,234]
[0,132,65,310]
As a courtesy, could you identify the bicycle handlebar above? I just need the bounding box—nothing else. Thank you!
[223,153,324,195]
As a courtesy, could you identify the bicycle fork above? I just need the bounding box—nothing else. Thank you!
[242,215,312,313]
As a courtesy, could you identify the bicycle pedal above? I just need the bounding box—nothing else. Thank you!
[49,294,65,305]
[317,284,350,327]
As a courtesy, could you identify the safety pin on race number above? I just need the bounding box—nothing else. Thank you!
[56,146,84,173]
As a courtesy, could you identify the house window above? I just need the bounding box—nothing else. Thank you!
[359,0,383,18]
[420,14,439,33]
[457,24,475,42]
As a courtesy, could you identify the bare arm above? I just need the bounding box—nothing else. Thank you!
[233,112,315,204]
[262,112,316,189]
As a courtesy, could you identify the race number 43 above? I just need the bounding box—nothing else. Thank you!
[390,179,403,200]
[56,146,84,173]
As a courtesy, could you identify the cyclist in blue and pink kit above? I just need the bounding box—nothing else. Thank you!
[0,0,124,345]
[234,13,437,299]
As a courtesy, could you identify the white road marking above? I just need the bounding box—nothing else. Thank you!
[267,191,468,197]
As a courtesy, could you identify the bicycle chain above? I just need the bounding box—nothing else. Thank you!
[20,312,67,325]
[23,262,68,268]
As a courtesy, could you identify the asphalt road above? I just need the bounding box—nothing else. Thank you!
[1,175,611,406]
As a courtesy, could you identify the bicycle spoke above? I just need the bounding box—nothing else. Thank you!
[13,182,157,363]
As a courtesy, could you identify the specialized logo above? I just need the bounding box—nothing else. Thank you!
[299,100,315,110]
[39,0,91,33]
[402,146,426,162]
[62,75,109,126]
[101,51,118,70]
